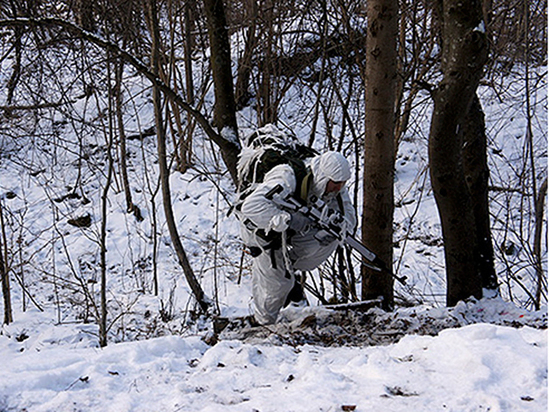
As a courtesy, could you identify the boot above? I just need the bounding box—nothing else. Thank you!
[284,274,308,307]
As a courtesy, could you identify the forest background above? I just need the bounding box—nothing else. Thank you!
[0,0,546,347]
[0,1,547,411]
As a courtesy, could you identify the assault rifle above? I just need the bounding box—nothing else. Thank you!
[266,184,407,285]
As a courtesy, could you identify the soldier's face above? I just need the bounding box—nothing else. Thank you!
[325,180,345,194]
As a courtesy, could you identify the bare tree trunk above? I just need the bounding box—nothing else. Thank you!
[0,200,12,325]
[203,0,237,130]
[362,0,398,308]
[180,0,196,171]
[114,58,142,221]
[98,121,113,348]
[462,94,498,291]
[235,0,258,110]
[534,177,547,309]
[148,0,209,312]
[203,0,241,183]
[98,50,117,347]
[429,0,488,306]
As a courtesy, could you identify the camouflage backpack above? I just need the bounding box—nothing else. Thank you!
[236,124,318,200]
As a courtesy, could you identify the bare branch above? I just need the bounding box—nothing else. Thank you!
[0,17,239,179]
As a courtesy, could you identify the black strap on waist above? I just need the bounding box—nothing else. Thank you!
[248,232,282,269]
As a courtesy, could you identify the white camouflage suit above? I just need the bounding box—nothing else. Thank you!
[239,151,357,325]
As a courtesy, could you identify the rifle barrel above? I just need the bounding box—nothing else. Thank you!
[268,189,407,285]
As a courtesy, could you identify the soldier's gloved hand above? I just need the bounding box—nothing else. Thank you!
[327,212,350,237]
[327,212,343,231]
[338,217,351,237]
[267,212,291,232]
[289,213,311,232]
[315,229,337,246]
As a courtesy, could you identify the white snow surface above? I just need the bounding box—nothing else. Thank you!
[0,300,547,412]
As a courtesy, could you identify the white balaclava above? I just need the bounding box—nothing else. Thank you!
[309,151,351,198]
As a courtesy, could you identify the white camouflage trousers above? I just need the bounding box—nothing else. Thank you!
[252,231,339,325]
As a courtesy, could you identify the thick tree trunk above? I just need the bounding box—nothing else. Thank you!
[462,94,498,291]
[361,0,398,308]
[203,0,237,131]
[429,0,488,306]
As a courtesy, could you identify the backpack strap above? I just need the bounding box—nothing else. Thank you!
[298,170,313,203]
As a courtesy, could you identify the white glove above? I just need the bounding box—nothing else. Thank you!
[327,212,349,236]
[267,212,291,233]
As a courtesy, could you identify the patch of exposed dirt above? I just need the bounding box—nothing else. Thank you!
[212,297,547,347]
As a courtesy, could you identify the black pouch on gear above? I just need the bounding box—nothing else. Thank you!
[248,246,262,257]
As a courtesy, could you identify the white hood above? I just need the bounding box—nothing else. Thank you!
[309,152,352,198]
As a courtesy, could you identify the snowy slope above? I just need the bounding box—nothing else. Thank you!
[0,301,546,412]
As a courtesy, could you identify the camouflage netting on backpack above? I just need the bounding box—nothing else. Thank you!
[237,124,317,193]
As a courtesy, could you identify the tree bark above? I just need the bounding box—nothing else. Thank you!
[235,0,258,110]
[183,1,195,106]
[361,0,398,308]
[462,94,498,291]
[0,200,12,325]
[203,0,241,183]
[429,0,488,306]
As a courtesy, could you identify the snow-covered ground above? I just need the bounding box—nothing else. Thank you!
[0,298,547,412]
